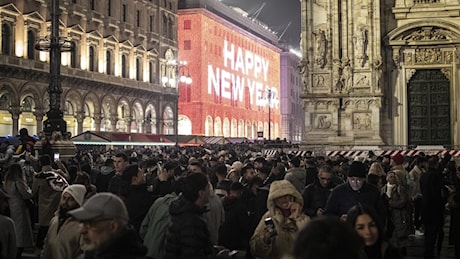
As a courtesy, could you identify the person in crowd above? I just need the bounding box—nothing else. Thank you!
[391,154,409,190]
[15,128,35,155]
[302,165,335,218]
[4,163,34,258]
[381,155,392,173]
[0,188,16,258]
[204,182,225,246]
[420,155,445,258]
[41,184,87,258]
[211,163,229,190]
[293,216,365,258]
[239,163,256,187]
[250,180,310,258]
[263,161,286,186]
[408,155,427,236]
[284,156,306,193]
[324,161,387,223]
[0,140,15,171]
[381,171,410,256]
[347,204,401,258]
[95,158,114,192]
[219,181,251,252]
[68,192,147,258]
[253,157,266,174]
[139,167,185,258]
[164,172,215,258]
[368,161,387,186]
[32,154,69,253]
[107,152,130,200]
[123,164,156,232]
[304,158,318,187]
[152,161,179,197]
[448,167,460,258]
[187,160,206,174]
[73,171,97,201]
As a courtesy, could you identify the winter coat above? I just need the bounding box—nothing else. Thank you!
[86,227,147,259]
[5,180,34,248]
[324,182,387,220]
[250,180,310,258]
[204,191,225,245]
[408,165,423,200]
[381,184,410,248]
[140,193,178,258]
[164,194,213,258]
[32,171,62,226]
[0,215,16,258]
[391,164,409,190]
[125,184,156,232]
[420,167,444,225]
[41,213,84,258]
[302,181,333,218]
[284,167,306,193]
[95,167,114,192]
[219,194,251,250]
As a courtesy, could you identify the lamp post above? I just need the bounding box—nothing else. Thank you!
[265,88,278,141]
[35,0,73,136]
[162,60,192,147]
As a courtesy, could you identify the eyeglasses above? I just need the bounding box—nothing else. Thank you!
[79,218,113,229]
[348,177,364,184]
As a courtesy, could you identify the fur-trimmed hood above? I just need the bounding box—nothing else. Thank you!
[267,180,303,215]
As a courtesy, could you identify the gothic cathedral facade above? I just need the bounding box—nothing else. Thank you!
[300,0,460,149]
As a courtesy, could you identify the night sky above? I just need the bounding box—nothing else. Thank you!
[219,0,301,49]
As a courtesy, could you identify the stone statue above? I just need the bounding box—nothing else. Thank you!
[340,59,352,92]
[298,58,311,92]
[354,25,368,67]
[314,29,327,68]
[373,58,383,89]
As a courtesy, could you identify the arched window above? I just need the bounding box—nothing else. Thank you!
[106,50,112,75]
[121,55,127,78]
[89,46,96,71]
[2,23,12,55]
[27,30,36,60]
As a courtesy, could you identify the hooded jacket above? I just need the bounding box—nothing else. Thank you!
[164,194,213,258]
[250,180,310,258]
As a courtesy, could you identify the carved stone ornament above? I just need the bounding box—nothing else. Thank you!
[353,112,372,130]
[441,68,452,81]
[414,48,442,65]
[404,27,450,41]
[314,113,332,129]
[406,69,416,83]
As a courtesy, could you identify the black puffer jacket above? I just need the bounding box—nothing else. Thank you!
[164,194,213,258]
[218,195,250,250]
[86,227,147,259]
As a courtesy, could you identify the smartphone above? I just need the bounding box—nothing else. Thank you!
[228,250,238,257]
[264,217,276,236]
[54,152,60,161]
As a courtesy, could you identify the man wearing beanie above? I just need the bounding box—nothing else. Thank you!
[41,184,87,258]
[324,161,387,223]
[391,154,409,190]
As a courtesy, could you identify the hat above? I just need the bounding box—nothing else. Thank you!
[347,161,367,178]
[62,184,87,206]
[392,154,404,165]
[68,192,129,221]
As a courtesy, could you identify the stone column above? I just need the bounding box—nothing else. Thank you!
[33,108,46,134]
[109,115,118,132]
[75,111,85,134]
[9,106,21,136]
[93,112,102,131]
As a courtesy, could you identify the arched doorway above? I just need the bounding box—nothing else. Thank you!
[407,69,451,146]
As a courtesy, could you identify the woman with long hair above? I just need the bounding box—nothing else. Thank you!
[347,204,401,259]
[4,163,34,258]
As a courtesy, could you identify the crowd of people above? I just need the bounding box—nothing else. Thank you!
[0,128,459,258]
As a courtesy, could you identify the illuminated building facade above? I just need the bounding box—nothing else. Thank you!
[0,0,179,137]
[178,0,281,139]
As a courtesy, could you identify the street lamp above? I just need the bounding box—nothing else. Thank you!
[265,88,278,141]
[162,60,192,147]
[35,0,74,136]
